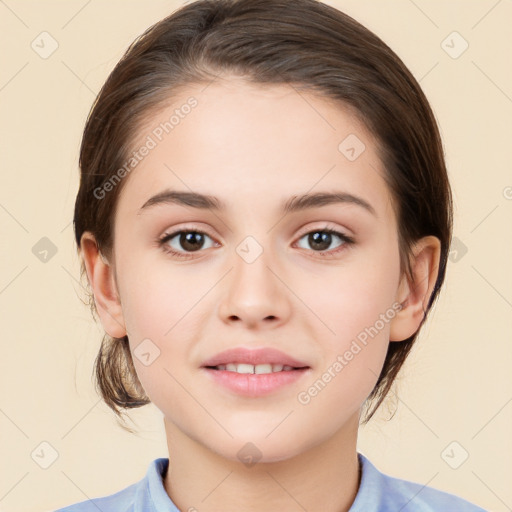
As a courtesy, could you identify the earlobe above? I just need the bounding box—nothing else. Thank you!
[80,232,127,338]
[389,236,441,342]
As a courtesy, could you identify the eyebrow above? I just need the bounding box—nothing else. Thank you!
[138,189,377,217]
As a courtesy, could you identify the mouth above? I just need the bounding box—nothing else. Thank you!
[205,363,309,374]
[200,347,311,396]
[201,346,311,372]
[201,363,310,397]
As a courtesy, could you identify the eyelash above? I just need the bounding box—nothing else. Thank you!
[157,225,355,260]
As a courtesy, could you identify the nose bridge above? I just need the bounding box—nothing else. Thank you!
[218,235,290,326]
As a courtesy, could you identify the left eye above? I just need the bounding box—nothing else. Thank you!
[160,230,216,253]
[296,229,351,252]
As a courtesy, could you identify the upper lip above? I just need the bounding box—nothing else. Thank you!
[201,347,310,368]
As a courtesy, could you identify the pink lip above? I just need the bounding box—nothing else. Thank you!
[202,367,310,397]
[201,347,310,368]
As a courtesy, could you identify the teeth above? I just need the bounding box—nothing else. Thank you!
[235,363,254,374]
[216,363,294,374]
[255,364,272,374]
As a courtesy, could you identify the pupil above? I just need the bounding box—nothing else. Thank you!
[181,232,204,251]
[309,231,331,251]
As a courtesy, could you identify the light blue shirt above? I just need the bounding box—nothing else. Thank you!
[55,452,487,511]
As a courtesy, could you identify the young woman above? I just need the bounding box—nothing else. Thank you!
[57,0,487,510]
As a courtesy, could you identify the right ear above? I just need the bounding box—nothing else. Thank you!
[80,232,127,338]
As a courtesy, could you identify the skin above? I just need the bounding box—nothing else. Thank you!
[81,76,440,512]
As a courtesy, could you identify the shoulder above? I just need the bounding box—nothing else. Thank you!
[53,458,170,512]
[54,480,140,512]
[53,482,138,512]
[352,453,488,512]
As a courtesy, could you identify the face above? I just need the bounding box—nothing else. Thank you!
[109,78,405,462]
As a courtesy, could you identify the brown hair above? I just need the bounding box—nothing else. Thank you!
[74,0,452,428]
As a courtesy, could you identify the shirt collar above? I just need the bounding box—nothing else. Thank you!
[137,452,382,511]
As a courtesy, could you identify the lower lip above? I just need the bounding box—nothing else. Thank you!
[201,368,310,397]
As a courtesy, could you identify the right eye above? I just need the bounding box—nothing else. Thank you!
[158,229,218,258]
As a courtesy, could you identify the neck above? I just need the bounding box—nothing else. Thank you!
[163,413,361,512]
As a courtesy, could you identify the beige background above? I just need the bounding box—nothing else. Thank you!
[0,0,511,511]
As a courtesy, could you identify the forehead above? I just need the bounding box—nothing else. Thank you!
[118,78,395,220]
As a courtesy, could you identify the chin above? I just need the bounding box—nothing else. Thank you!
[212,432,311,466]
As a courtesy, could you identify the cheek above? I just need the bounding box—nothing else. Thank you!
[298,243,400,397]
[116,255,208,398]
[303,250,400,347]
[295,270,397,422]
[118,253,203,340]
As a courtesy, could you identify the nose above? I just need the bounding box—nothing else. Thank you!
[217,247,291,329]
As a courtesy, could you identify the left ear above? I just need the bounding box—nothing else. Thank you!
[389,235,441,342]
